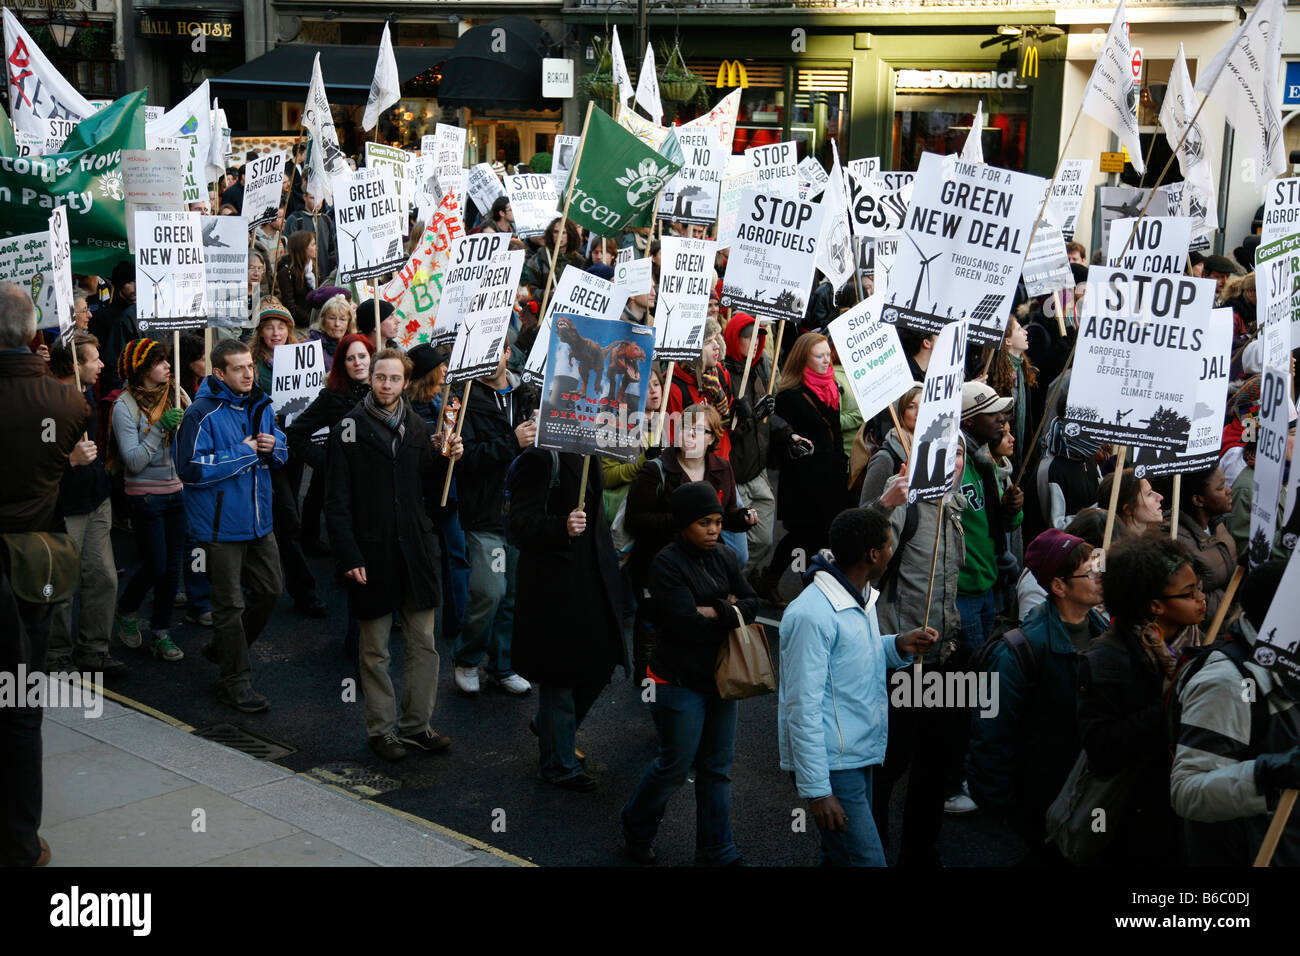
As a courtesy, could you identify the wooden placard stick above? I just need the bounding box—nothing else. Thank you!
[1169,473,1182,540]
[537,102,595,324]
[767,320,786,395]
[735,316,764,402]
[1201,565,1244,646]
[1101,444,1128,552]
[576,454,593,512]
[439,379,472,506]
[1254,789,1297,867]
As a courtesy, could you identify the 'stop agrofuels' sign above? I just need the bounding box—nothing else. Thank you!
[895,70,1019,91]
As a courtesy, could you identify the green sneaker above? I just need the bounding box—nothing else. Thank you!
[116,613,142,649]
[151,631,184,662]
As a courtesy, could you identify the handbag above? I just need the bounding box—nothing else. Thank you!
[1043,748,1143,865]
[715,605,776,700]
[1,532,80,604]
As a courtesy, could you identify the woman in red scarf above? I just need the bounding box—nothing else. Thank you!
[753,332,848,605]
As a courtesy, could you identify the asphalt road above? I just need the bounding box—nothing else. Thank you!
[96,527,1025,867]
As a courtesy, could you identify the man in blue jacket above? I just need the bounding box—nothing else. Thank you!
[779,507,938,866]
[965,528,1107,863]
[174,338,287,713]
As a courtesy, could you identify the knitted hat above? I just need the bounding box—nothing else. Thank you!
[585,263,615,282]
[671,481,724,529]
[408,343,447,383]
[356,298,395,334]
[306,285,351,309]
[1233,375,1262,421]
[117,337,163,383]
[257,304,293,329]
[1025,529,1087,591]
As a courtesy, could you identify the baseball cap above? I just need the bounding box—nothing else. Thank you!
[961,381,1014,420]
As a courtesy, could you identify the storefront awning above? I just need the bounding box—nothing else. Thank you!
[436,16,559,112]
[209,44,449,105]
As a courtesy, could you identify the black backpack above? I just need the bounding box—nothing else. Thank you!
[1164,635,1270,758]
[969,627,1039,685]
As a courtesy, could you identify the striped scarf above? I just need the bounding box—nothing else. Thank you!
[362,390,406,456]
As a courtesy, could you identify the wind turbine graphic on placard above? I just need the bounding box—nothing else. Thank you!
[138,267,167,319]
[338,225,364,271]
[905,232,942,311]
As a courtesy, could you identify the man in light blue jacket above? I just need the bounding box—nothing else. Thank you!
[779,507,937,866]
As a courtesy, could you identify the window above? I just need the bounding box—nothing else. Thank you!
[893,88,1029,171]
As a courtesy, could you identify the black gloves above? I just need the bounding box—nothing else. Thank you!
[754,393,776,420]
[1255,749,1300,793]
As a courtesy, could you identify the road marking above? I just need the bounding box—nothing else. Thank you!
[81,678,197,732]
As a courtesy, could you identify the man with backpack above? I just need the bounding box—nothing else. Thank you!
[966,528,1108,864]
[1171,557,1300,865]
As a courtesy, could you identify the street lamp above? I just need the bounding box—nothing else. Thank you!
[46,12,77,49]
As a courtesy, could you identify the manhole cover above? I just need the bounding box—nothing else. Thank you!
[306,762,402,797]
[192,724,296,761]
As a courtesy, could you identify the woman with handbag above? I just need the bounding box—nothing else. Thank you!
[619,482,760,866]
[1072,534,1205,865]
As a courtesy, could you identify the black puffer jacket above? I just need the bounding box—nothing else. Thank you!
[457,374,536,533]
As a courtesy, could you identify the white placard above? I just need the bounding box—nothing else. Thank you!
[657,125,726,226]
[715,167,759,247]
[1098,185,1169,254]
[908,319,968,502]
[847,158,880,181]
[466,162,507,218]
[1256,233,1300,354]
[881,152,1045,347]
[124,150,185,208]
[1249,360,1292,568]
[334,166,405,283]
[542,58,574,99]
[1252,548,1300,692]
[744,141,800,197]
[505,173,560,240]
[1045,158,1092,239]
[271,339,327,425]
[437,233,514,349]
[552,134,580,195]
[201,216,248,329]
[613,257,653,296]
[1262,177,1300,246]
[41,117,75,155]
[429,124,467,202]
[242,151,287,228]
[1065,267,1216,452]
[446,248,526,384]
[828,292,915,423]
[134,211,207,332]
[871,234,901,295]
[655,237,716,362]
[1105,216,1192,274]
[523,266,628,386]
[846,168,912,239]
[719,190,826,323]
[365,142,413,213]
[797,156,830,199]
[1021,222,1075,298]
[0,232,57,330]
[48,207,73,343]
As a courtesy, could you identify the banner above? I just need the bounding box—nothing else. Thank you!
[1044,158,1092,238]
[147,81,216,205]
[380,191,464,349]
[523,266,627,386]
[907,319,968,502]
[438,232,514,350]
[334,166,405,283]
[960,102,985,165]
[0,231,56,330]
[3,8,93,138]
[537,312,655,462]
[1105,216,1192,274]
[0,91,145,275]
[1160,44,1218,248]
[364,142,412,214]
[564,106,681,237]
[719,190,825,323]
[466,162,506,217]
[655,236,715,362]
[657,124,725,226]
[48,207,72,342]
[303,53,349,207]
[1128,307,1232,479]
[1021,222,1075,298]
[243,151,286,229]
[611,24,634,109]
[1080,0,1145,174]
[446,247,525,384]
[827,293,915,423]
[882,152,1045,347]
[616,103,671,152]
[1065,267,1216,451]
[505,173,559,239]
[134,211,207,333]
[201,216,248,329]
[271,339,327,424]
[814,141,854,291]
[635,44,663,125]
[744,141,799,197]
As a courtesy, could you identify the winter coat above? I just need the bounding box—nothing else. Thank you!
[59,383,111,517]
[722,313,791,483]
[307,330,340,374]
[324,399,448,620]
[0,350,89,534]
[458,373,536,533]
[284,381,368,472]
[284,209,338,276]
[664,363,736,462]
[858,428,909,509]
[1171,616,1300,866]
[112,389,184,492]
[625,448,748,592]
[645,536,757,695]
[772,383,848,527]
[276,262,314,328]
[779,553,912,799]
[1077,625,1183,865]
[1176,515,1237,627]
[173,375,286,542]
[967,600,1109,829]
[508,448,626,687]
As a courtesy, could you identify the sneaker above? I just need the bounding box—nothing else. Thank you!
[217,683,270,713]
[369,732,407,761]
[454,665,480,694]
[72,651,129,678]
[539,771,597,792]
[185,609,213,627]
[150,632,184,662]
[398,728,452,752]
[944,784,978,815]
[115,613,142,649]
[487,672,531,695]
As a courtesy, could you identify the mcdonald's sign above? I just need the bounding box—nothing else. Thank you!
[716,60,749,88]
[1018,37,1040,86]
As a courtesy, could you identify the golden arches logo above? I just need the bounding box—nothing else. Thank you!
[716,60,748,89]
[1021,43,1039,79]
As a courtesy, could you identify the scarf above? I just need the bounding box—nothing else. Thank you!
[697,366,733,426]
[362,390,406,457]
[804,366,840,411]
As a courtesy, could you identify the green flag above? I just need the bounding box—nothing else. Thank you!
[564,106,681,237]
[0,106,16,157]
[0,90,144,274]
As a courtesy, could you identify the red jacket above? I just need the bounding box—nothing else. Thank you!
[664,362,734,461]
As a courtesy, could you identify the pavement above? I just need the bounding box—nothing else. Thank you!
[36,676,525,868]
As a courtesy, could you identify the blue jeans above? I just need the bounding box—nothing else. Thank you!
[537,682,602,782]
[454,531,517,677]
[439,506,471,633]
[820,766,887,867]
[120,492,186,630]
[720,487,749,567]
[620,682,740,865]
[955,590,997,654]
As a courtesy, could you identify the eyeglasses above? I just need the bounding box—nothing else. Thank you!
[1069,569,1101,581]
[684,425,714,437]
[1160,581,1205,601]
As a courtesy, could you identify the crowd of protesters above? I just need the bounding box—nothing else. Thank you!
[4,164,1300,871]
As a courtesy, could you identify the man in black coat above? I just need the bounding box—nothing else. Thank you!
[325,349,462,761]
[508,448,625,791]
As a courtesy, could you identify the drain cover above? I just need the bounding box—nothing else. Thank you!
[306,762,402,797]
[193,724,296,761]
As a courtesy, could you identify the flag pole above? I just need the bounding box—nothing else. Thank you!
[537,102,594,323]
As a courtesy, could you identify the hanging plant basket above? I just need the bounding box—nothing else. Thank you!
[586,76,616,100]
[657,41,704,104]
[660,78,701,103]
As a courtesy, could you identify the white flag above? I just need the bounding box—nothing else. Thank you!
[1159,44,1218,241]
[363,21,401,132]
[304,54,349,207]
[611,25,634,108]
[1080,0,1145,175]
[1196,0,1286,183]
[635,45,663,125]
[815,141,854,291]
[2,8,92,138]
[148,81,215,205]
[960,102,985,165]
[208,98,227,183]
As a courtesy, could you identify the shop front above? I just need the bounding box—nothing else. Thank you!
[133,2,244,123]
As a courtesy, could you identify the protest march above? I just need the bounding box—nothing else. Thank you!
[9,0,1300,902]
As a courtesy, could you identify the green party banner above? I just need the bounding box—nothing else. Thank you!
[0,90,144,274]
[563,106,681,237]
